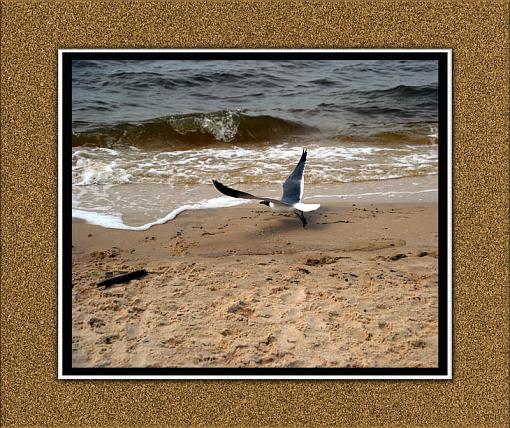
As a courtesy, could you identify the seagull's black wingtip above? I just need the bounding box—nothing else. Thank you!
[300,148,307,163]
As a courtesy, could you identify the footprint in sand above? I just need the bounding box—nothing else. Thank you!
[226,300,255,318]
[268,287,307,322]
[280,287,307,305]
[280,325,304,344]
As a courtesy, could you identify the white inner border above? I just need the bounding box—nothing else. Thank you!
[58,49,452,380]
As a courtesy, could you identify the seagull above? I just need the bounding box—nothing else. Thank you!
[212,149,320,227]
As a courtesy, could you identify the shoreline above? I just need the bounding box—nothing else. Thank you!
[72,174,438,230]
[71,199,439,368]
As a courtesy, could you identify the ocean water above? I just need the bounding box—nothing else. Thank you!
[71,59,439,229]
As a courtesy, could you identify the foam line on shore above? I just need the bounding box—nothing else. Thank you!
[72,197,250,231]
[72,186,438,230]
[306,188,437,200]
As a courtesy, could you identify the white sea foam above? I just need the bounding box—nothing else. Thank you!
[308,188,437,199]
[72,142,438,187]
[72,196,250,231]
[71,139,438,229]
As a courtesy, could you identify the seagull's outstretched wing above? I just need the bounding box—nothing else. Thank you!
[281,149,307,204]
[212,180,263,200]
[212,179,280,201]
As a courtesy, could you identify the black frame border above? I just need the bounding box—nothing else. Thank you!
[61,50,450,378]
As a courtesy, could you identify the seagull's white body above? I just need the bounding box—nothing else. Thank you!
[268,201,320,213]
[212,149,320,227]
[293,202,321,212]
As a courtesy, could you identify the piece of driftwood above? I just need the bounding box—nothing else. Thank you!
[97,269,148,288]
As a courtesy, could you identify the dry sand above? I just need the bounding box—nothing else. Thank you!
[71,199,438,368]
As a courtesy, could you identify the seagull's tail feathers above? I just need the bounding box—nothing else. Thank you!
[293,203,320,212]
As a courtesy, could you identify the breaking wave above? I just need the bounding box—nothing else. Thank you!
[72,111,318,149]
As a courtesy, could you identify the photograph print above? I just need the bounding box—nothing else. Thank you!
[60,50,451,378]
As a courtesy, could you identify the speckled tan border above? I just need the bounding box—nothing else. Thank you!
[1,1,508,426]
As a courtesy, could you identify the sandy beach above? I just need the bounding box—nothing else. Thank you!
[71,193,438,369]
[69,59,440,369]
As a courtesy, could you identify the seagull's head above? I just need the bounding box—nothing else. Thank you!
[260,200,270,206]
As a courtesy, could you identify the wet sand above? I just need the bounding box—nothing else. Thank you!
[71,199,438,368]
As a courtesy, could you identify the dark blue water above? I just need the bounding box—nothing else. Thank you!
[72,59,438,145]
